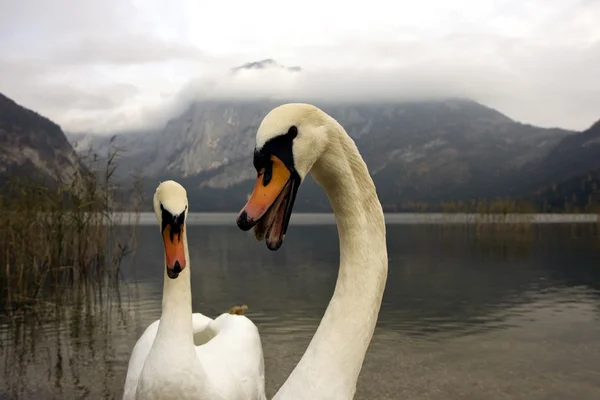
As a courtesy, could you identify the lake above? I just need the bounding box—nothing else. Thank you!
[1,216,600,399]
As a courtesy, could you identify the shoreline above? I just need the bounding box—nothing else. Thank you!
[112,212,600,226]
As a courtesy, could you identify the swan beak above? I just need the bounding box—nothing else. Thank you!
[237,155,291,231]
[163,224,186,279]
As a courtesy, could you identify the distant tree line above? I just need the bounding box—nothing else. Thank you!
[379,170,600,214]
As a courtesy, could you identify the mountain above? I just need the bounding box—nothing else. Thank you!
[525,119,600,212]
[67,95,576,212]
[67,129,161,179]
[10,55,592,213]
[525,119,600,187]
[231,58,302,73]
[62,57,600,212]
[345,100,571,208]
[0,92,83,186]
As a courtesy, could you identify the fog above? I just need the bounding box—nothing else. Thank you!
[1,0,599,134]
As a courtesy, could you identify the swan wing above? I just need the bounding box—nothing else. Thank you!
[192,312,216,344]
[123,313,265,400]
[122,313,214,400]
[122,319,160,400]
[195,313,266,400]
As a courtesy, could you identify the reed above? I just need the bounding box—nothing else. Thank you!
[0,140,142,310]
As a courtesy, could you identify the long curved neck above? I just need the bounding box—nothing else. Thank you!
[155,228,194,344]
[275,118,388,399]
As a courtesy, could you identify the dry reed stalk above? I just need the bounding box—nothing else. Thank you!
[0,141,143,309]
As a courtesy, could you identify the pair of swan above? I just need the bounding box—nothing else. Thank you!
[123,103,388,399]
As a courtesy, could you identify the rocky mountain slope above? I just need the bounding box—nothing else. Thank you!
[345,100,571,208]
[67,97,576,212]
[68,129,160,179]
[0,92,83,186]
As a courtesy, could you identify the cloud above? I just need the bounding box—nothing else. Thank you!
[0,0,599,134]
[0,0,220,133]
[0,0,132,36]
[50,34,207,66]
[172,37,600,131]
[35,83,140,112]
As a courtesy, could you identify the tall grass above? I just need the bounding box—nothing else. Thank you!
[0,139,142,310]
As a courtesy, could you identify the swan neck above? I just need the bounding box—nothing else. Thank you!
[276,119,388,399]
[156,228,193,344]
[318,119,388,333]
[314,119,387,251]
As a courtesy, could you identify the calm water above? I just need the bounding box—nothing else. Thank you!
[1,220,600,399]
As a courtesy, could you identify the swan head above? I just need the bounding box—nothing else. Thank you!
[237,103,329,250]
[153,180,189,279]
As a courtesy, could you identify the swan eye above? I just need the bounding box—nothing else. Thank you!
[253,127,297,175]
[287,126,298,138]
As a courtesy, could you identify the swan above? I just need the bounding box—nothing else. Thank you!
[123,180,266,400]
[236,104,388,399]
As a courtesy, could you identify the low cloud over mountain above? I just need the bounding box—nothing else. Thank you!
[1,0,599,134]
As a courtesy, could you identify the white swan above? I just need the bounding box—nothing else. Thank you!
[123,180,266,400]
[237,104,388,399]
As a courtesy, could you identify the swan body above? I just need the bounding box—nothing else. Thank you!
[124,180,266,400]
[237,104,388,399]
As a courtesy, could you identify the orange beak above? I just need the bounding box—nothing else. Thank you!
[237,155,291,231]
[163,224,186,278]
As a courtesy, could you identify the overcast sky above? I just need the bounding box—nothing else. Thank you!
[1,0,599,134]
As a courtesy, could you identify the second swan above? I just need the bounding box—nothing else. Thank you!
[237,103,389,399]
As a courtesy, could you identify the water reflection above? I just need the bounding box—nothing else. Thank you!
[1,279,131,399]
[1,224,600,399]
